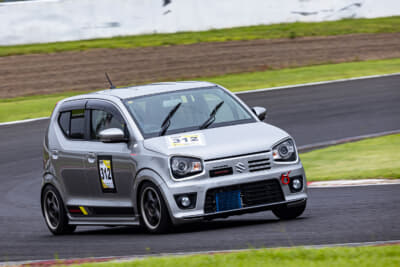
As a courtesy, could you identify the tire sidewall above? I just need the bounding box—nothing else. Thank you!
[272,201,307,220]
[139,182,171,234]
[41,184,75,235]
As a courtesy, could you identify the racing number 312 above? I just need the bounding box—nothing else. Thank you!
[100,166,112,180]
[98,157,116,191]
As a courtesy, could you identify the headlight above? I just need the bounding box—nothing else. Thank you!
[273,139,297,162]
[170,156,203,179]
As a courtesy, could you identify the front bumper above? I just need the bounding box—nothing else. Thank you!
[185,198,306,220]
[159,160,307,224]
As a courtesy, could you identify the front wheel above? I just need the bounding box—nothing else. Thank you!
[272,201,307,220]
[42,185,76,235]
[139,182,171,234]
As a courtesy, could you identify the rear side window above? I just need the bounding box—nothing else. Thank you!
[58,112,70,136]
[58,109,86,140]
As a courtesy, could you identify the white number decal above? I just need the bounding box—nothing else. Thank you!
[167,133,205,148]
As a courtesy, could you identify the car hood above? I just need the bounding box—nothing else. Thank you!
[143,122,290,160]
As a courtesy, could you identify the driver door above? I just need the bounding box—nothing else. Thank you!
[83,100,137,209]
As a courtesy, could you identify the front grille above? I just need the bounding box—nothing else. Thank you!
[204,179,284,213]
[248,158,270,172]
[209,167,233,177]
[204,150,270,162]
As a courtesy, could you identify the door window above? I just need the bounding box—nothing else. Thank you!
[70,109,85,139]
[90,109,127,140]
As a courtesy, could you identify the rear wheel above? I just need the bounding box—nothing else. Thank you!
[139,182,171,233]
[42,185,76,235]
[272,201,306,220]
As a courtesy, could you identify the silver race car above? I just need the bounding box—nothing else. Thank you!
[42,81,307,234]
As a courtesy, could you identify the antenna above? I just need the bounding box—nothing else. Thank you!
[105,72,116,89]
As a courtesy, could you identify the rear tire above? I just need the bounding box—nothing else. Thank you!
[139,182,171,234]
[42,185,76,235]
[272,201,306,220]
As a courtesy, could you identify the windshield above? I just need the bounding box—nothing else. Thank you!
[124,86,255,138]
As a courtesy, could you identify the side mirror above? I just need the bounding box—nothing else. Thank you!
[98,128,127,143]
[252,106,267,121]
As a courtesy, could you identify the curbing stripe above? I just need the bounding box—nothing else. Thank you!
[1,72,400,127]
[307,179,400,188]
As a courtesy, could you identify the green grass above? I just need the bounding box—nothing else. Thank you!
[1,58,399,123]
[73,246,400,267]
[1,16,400,57]
[0,91,92,122]
[207,58,400,92]
[301,134,400,181]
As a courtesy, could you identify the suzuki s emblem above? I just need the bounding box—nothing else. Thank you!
[235,162,246,173]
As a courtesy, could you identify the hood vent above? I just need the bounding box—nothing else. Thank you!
[248,158,270,172]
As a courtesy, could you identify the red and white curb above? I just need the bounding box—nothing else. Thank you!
[307,179,400,188]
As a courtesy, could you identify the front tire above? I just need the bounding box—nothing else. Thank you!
[42,185,76,235]
[139,182,171,234]
[272,201,307,220]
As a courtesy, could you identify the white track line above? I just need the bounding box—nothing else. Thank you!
[3,240,399,266]
[115,240,400,261]
[236,72,400,95]
[0,116,48,126]
[1,72,399,127]
[298,129,400,152]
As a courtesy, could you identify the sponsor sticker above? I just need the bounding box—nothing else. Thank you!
[167,133,205,148]
[97,156,117,193]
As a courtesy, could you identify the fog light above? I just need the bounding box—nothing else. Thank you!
[180,196,191,207]
[289,176,303,193]
[174,193,197,209]
[292,179,302,190]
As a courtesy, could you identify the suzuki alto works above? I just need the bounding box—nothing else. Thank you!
[42,81,307,234]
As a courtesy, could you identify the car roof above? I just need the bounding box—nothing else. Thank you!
[92,81,216,100]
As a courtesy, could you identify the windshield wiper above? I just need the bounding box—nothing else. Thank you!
[159,102,182,136]
[199,101,224,129]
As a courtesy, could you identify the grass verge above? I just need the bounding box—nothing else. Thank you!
[1,16,400,57]
[0,91,92,122]
[301,134,400,181]
[1,58,400,123]
[73,245,400,267]
[207,58,400,92]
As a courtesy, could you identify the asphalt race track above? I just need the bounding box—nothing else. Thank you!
[0,75,399,262]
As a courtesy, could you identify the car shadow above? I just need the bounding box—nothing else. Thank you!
[73,216,307,236]
[170,218,278,234]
